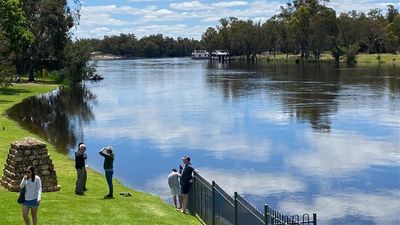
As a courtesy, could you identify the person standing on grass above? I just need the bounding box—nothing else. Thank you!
[180,156,197,213]
[99,146,114,199]
[168,168,182,209]
[75,143,87,195]
[20,166,42,225]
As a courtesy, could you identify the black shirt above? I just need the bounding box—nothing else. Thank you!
[180,164,195,186]
[75,151,85,169]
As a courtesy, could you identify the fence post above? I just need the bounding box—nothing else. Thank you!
[264,204,269,225]
[234,192,238,225]
[313,213,317,225]
[212,181,215,225]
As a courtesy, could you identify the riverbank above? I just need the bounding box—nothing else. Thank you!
[0,83,200,225]
[257,53,400,65]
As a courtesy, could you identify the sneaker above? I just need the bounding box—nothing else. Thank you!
[104,195,114,199]
[83,188,88,191]
[75,192,84,195]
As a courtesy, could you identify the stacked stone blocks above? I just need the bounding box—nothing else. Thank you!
[1,137,60,192]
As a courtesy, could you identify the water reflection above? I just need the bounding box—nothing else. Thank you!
[7,85,96,153]
[206,63,399,132]
[6,58,400,225]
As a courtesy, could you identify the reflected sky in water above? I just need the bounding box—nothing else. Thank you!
[9,58,400,224]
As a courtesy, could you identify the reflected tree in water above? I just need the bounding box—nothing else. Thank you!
[7,85,96,153]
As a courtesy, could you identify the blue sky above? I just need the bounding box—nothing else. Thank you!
[72,0,399,40]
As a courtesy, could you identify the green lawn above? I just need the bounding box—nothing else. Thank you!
[0,83,201,225]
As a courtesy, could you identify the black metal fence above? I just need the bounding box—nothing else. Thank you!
[188,174,317,225]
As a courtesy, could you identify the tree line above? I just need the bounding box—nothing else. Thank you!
[1,0,399,86]
[0,0,91,86]
[201,0,399,64]
[83,0,399,65]
[81,34,202,58]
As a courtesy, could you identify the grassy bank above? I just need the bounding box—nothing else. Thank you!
[0,83,200,225]
[258,53,400,65]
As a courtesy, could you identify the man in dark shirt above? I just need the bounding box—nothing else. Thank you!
[180,156,197,213]
[75,143,87,195]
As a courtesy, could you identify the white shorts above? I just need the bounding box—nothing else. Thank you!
[170,186,181,196]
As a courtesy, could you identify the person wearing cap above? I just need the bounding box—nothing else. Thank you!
[99,146,115,199]
[180,156,197,213]
[75,143,87,195]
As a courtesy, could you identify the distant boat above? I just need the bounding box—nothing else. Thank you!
[211,50,230,61]
[191,50,209,59]
[88,74,104,81]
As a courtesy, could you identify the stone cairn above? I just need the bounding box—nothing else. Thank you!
[1,137,60,192]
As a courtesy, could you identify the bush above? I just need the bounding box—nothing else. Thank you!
[0,60,15,87]
[345,44,358,65]
[62,41,93,86]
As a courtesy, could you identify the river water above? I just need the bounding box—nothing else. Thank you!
[8,58,400,225]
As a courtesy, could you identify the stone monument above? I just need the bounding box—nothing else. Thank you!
[1,137,60,192]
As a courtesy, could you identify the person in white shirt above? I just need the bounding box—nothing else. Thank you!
[167,168,182,209]
[20,166,42,225]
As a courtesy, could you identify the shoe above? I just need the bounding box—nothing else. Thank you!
[75,192,84,195]
[83,188,88,191]
[104,195,114,199]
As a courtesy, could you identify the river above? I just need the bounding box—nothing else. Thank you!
[7,58,400,225]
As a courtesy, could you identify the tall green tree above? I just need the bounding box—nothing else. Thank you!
[201,27,220,57]
[19,0,76,81]
[0,0,34,86]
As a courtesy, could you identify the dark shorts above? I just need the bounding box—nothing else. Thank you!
[23,199,39,208]
[181,184,191,195]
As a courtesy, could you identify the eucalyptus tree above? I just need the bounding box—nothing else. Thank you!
[201,27,220,58]
[18,0,78,81]
[230,19,258,61]
[0,0,33,86]
[261,17,280,58]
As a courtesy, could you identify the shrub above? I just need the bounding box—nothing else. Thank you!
[345,44,358,65]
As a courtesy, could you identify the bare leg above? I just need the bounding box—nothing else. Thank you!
[173,196,177,208]
[181,194,188,212]
[31,207,38,225]
[178,195,183,209]
[22,206,30,225]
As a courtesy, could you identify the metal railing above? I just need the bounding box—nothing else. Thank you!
[188,174,317,225]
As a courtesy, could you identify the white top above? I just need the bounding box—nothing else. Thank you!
[20,175,42,201]
[167,172,180,189]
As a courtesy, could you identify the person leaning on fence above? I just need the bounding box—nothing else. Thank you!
[180,156,197,213]
[75,143,87,195]
[168,168,182,209]
[20,166,42,225]
[99,146,115,199]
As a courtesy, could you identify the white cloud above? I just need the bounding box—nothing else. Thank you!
[280,191,400,225]
[169,1,211,11]
[147,168,306,199]
[288,130,400,177]
[327,0,396,14]
[212,1,249,8]
[83,89,271,162]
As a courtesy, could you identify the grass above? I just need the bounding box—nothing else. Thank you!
[258,53,400,65]
[0,83,201,225]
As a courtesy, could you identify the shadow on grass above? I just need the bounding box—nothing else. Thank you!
[0,88,30,95]
[0,100,12,104]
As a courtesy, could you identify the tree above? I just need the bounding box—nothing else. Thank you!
[261,17,280,58]
[230,19,258,61]
[309,7,338,59]
[386,15,400,52]
[386,4,399,23]
[19,0,77,81]
[291,6,312,58]
[201,27,220,58]
[0,0,34,86]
